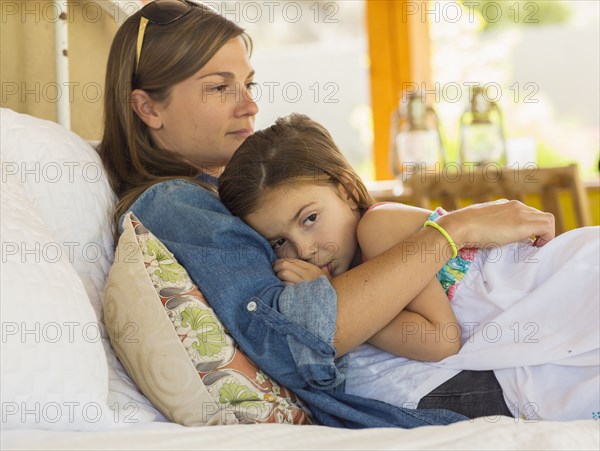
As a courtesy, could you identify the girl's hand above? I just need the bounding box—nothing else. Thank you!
[273,258,333,284]
[437,200,556,249]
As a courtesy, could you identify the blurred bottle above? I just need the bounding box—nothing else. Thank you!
[390,91,446,182]
[459,85,507,166]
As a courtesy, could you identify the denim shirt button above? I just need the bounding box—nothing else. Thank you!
[246,301,257,312]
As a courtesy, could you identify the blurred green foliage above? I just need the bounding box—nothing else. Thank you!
[460,0,571,31]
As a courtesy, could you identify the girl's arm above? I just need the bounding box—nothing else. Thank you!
[331,199,554,357]
[368,278,461,362]
[357,204,460,361]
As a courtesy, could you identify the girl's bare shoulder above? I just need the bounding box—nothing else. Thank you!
[360,202,432,228]
[357,203,433,258]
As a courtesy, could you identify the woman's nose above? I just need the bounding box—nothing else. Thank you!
[236,85,259,117]
[245,97,259,117]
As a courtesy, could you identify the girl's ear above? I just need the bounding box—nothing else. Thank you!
[130,89,163,130]
[336,182,360,210]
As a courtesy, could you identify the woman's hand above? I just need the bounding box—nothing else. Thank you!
[437,200,556,249]
[273,258,333,284]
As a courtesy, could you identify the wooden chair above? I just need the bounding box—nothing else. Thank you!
[405,163,592,235]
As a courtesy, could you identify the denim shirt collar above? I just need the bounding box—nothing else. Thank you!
[198,172,218,187]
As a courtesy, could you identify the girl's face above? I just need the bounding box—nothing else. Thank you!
[245,182,362,277]
[150,36,258,169]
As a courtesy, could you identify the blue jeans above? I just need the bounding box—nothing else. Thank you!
[418,370,513,419]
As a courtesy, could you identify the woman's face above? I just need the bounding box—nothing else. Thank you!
[150,36,258,170]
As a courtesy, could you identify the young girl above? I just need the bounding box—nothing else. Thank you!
[219,113,600,421]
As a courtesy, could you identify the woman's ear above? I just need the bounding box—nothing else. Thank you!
[130,89,163,130]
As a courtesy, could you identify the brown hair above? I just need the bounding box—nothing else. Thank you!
[98,2,251,232]
[219,114,375,220]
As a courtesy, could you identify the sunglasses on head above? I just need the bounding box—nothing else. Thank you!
[135,0,198,74]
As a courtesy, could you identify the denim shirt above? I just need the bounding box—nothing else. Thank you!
[124,177,466,428]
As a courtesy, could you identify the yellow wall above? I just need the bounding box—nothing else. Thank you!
[578,187,600,228]
[1,0,119,140]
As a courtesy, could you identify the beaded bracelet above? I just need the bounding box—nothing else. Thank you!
[424,220,459,259]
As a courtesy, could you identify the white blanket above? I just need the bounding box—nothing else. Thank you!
[2,418,599,450]
[346,227,600,421]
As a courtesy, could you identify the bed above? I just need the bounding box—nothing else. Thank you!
[1,108,598,450]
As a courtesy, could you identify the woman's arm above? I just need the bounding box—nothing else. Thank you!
[331,200,555,356]
[357,203,460,361]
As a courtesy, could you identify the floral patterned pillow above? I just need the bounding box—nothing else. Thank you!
[104,212,312,426]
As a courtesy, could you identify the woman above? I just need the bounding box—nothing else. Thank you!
[99,0,555,428]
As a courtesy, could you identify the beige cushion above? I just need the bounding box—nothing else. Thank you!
[104,213,311,426]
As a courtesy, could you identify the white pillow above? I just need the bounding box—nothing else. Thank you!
[0,175,113,430]
[0,108,115,322]
[0,108,164,427]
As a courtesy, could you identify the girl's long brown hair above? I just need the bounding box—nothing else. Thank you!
[98,3,250,233]
[219,114,375,219]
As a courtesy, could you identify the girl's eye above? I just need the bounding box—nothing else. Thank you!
[271,238,287,250]
[303,213,318,226]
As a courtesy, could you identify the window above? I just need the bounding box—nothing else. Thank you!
[429,0,599,180]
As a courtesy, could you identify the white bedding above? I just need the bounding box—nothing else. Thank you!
[2,418,599,450]
[347,231,600,421]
